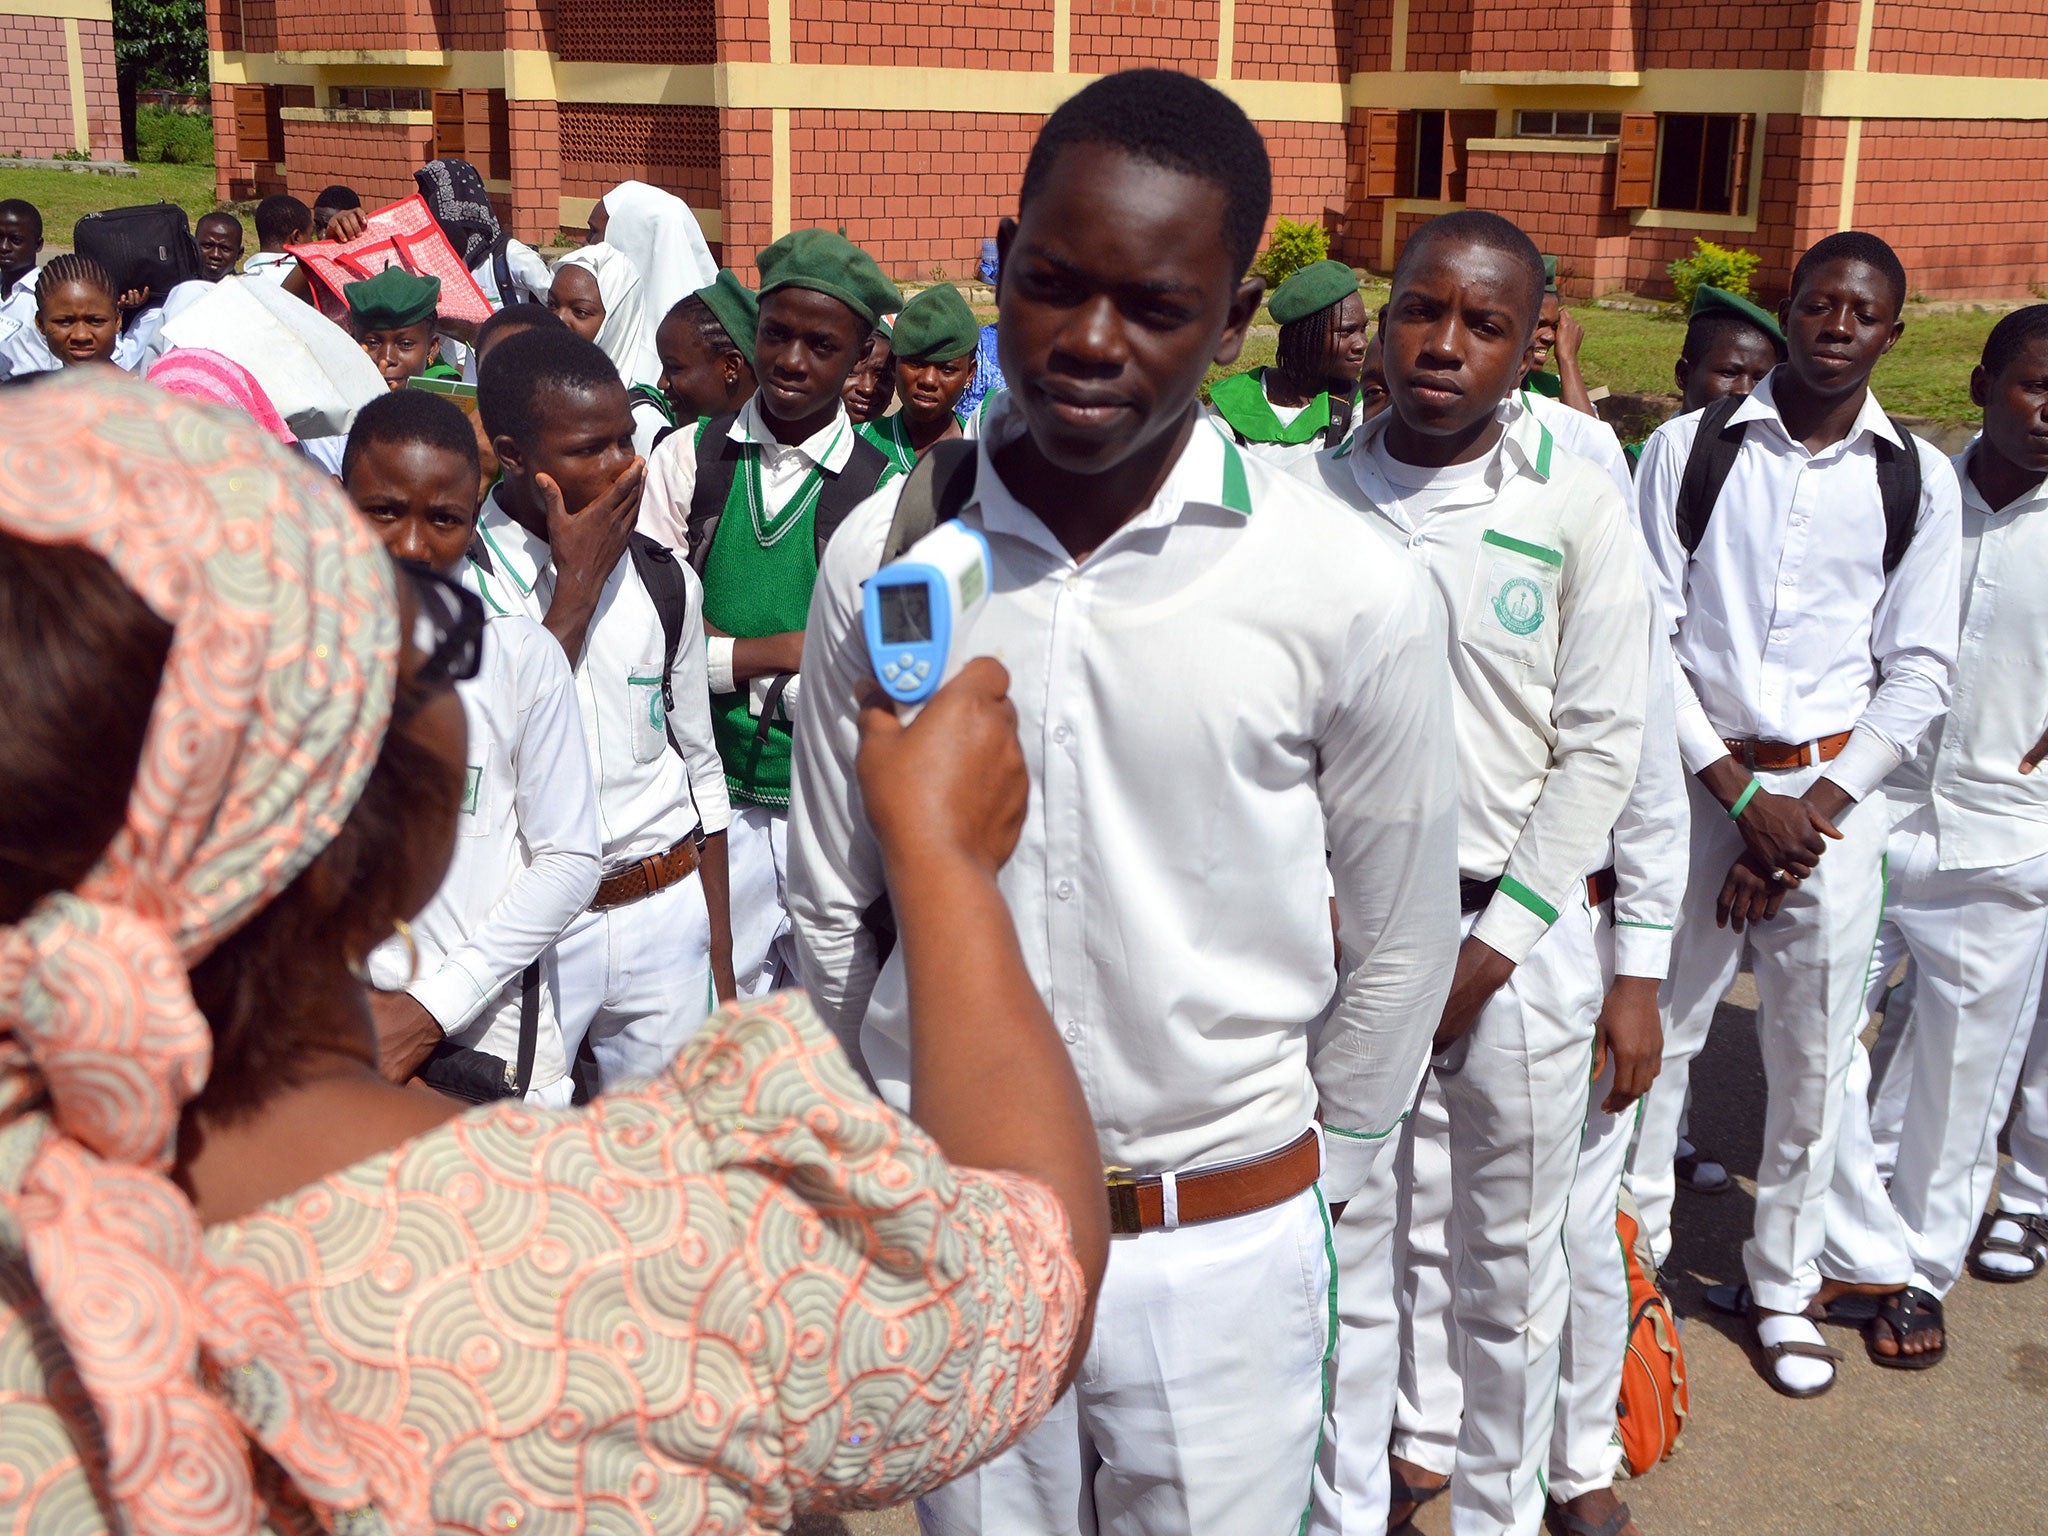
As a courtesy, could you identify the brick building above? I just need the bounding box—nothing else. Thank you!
[1,0,120,160]
[207,0,2048,298]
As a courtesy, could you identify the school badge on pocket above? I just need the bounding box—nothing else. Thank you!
[1491,573,1545,637]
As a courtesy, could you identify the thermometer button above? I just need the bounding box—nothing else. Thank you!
[883,662,902,682]
[913,660,931,680]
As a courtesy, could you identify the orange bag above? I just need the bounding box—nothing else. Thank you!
[1615,1202,1688,1475]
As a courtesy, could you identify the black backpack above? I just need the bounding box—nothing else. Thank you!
[72,202,201,301]
[1676,393,1923,573]
[681,411,892,575]
[488,231,538,306]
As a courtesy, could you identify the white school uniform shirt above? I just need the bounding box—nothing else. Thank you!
[1635,371,1962,800]
[1515,385,1634,510]
[467,489,732,864]
[1884,442,2048,870]
[1302,402,1649,964]
[365,615,601,1086]
[0,267,52,380]
[241,250,297,283]
[471,238,551,309]
[787,395,1464,1203]
[635,391,858,554]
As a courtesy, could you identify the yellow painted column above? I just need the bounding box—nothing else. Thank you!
[1390,0,1410,72]
[771,107,791,238]
[63,17,89,154]
[1837,117,1862,231]
[1216,0,1234,80]
[1052,0,1070,74]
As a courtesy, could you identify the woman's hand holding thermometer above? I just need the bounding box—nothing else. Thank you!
[861,521,993,721]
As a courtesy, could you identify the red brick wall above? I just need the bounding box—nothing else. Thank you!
[1235,0,1344,81]
[1263,119,1348,235]
[785,108,1037,281]
[271,0,438,52]
[1869,0,2048,76]
[714,0,770,63]
[1462,143,1633,291]
[719,105,775,276]
[1345,0,1393,70]
[1849,119,2048,296]
[1404,0,1471,72]
[1642,2,1813,70]
[507,98,559,243]
[1468,0,1637,74]
[0,15,83,157]
[558,103,720,210]
[792,0,1053,68]
[438,0,505,49]
[279,118,434,208]
[556,0,712,62]
[78,19,120,159]
[1072,0,1218,74]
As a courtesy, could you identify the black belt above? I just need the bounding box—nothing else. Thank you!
[1460,868,1617,916]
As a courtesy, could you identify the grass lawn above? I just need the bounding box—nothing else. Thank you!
[0,162,253,252]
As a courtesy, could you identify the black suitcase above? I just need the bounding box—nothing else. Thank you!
[72,202,202,301]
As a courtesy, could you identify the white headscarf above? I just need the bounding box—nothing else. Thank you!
[556,242,659,389]
[597,181,718,343]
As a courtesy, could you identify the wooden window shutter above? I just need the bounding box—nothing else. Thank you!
[1395,111,1419,198]
[463,89,509,180]
[233,85,281,166]
[1727,113,1753,216]
[1443,110,1494,202]
[432,90,467,158]
[1614,112,1657,210]
[1365,109,1402,199]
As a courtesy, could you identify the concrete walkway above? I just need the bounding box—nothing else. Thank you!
[800,973,2048,1536]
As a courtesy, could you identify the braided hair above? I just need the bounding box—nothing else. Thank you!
[669,294,745,362]
[36,253,116,308]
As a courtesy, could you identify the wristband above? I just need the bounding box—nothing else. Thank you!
[1727,779,1761,821]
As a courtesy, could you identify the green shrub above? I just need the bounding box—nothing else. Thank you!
[1258,216,1329,287]
[1666,236,1759,312]
[135,106,213,166]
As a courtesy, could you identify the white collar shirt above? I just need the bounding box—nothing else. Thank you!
[787,395,1463,1203]
[636,391,857,553]
[1886,442,2048,869]
[468,489,732,865]
[1514,385,1635,511]
[365,615,601,1088]
[1303,402,1649,964]
[0,268,55,381]
[1635,371,1962,800]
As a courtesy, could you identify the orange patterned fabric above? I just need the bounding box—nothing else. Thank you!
[0,372,421,1533]
[1,992,1085,1532]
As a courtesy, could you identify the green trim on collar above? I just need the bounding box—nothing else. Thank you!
[1499,875,1559,925]
[1209,368,1333,446]
[1219,436,1253,516]
[1534,421,1555,478]
[477,523,533,597]
[1481,528,1564,567]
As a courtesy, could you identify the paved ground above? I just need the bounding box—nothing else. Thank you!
[799,974,2048,1536]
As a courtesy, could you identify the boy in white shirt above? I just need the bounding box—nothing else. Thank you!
[347,388,602,1106]
[1299,210,1648,1536]
[472,327,736,1089]
[1822,306,2048,1335]
[1634,231,1961,1395]
[788,69,1463,1536]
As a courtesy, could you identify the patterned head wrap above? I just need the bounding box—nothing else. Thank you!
[413,157,500,269]
[146,347,298,445]
[0,371,425,1534]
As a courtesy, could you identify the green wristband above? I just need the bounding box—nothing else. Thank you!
[1728,779,1761,820]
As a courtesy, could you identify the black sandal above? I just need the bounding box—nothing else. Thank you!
[1744,1299,1843,1399]
[1673,1147,1731,1194]
[1388,1462,1448,1528]
[1866,1285,1946,1370]
[1544,1499,1638,1536]
[1704,1281,1874,1326]
[1967,1209,2048,1282]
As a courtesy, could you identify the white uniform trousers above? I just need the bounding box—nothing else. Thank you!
[916,1184,1332,1536]
[1837,810,2048,1291]
[1632,768,1886,1312]
[1377,905,1601,1535]
[555,870,713,1088]
[1550,906,1637,1503]
[2004,1009,2048,1216]
[728,804,796,997]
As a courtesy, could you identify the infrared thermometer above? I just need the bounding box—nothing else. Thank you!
[862,521,992,720]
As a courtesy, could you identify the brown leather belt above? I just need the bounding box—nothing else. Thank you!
[591,834,700,912]
[1103,1129,1321,1236]
[1721,730,1851,771]
[1587,865,1617,908]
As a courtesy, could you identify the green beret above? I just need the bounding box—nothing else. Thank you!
[1689,284,1785,346]
[1542,254,1559,293]
[891,283,979,362]
[1268,259,1360,326]
[693,270,760,370]
[755,229,903,329]
[344,267,441,330]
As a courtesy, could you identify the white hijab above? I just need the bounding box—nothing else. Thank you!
[556,242,659,389]
[598,181,718,341]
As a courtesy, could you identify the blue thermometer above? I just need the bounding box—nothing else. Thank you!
[862,521,992,719]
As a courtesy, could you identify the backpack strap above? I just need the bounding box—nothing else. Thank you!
[1674,394,1749,557]
[1876,417,1924,574]
[511,960,540,1100]
[813,432,892,559]
[684,413,743,575]
[490,231,529,307]
[880,439,979,564]
[626,532,688,744]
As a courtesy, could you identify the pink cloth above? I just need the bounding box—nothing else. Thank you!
[0,371,420,1534]
[146,347,298,444]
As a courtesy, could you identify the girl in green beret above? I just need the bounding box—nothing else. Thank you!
[1208,256,1369,468]
[861,282,981,477]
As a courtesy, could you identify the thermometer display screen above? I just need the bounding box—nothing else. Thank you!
[878,583,933,644]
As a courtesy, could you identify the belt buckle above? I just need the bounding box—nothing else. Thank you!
[1103,1166,1143,1235]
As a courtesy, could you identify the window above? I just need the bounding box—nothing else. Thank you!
[231,85,283,167]
[332,86,430,113]
[1615,113,1754,216]
[1515,110,1622,139]
[1363,109,1496,201]
[431,90,510,181]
